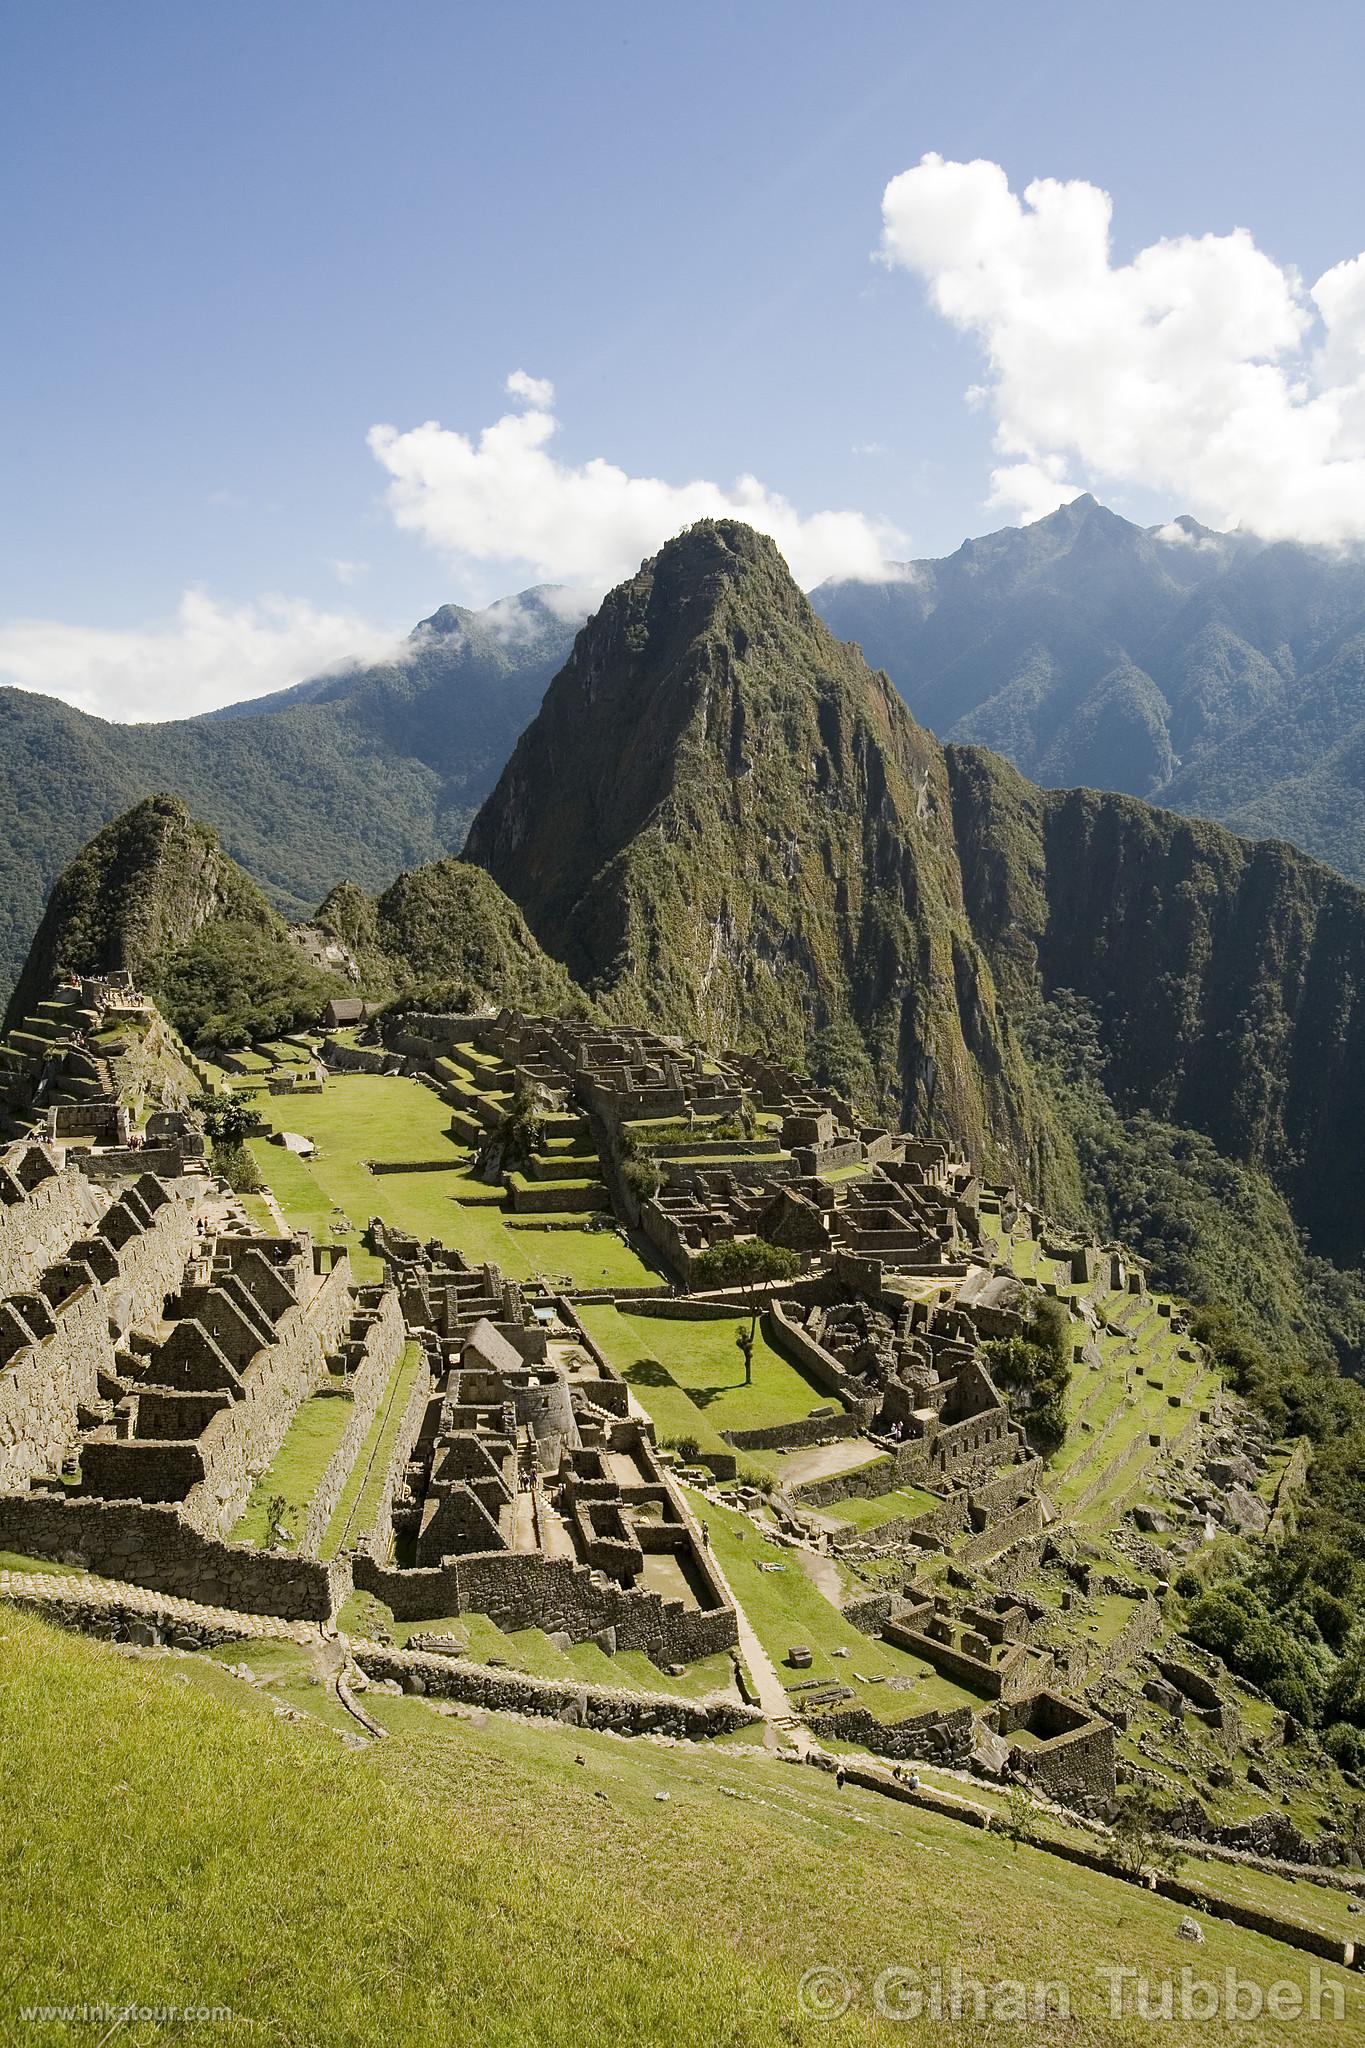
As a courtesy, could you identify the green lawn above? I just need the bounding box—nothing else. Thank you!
[688,1490,982,1721]
[338,1597,741,1704]
[576,1306,764,1469]
[5,1605,1346,2047]
[232,1390,357,1547]
[322,1342,424,1560]
[820,1482,942,1530]
[583,1306,838,1435]
[247,1074,661,1290]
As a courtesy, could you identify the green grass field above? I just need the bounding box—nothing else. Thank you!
[581,1305,835,1434]
[321,1340,424,1560]
[246,1074,662,1290]
[820,1483,943,1530]
[689,1490,982,1721]
[3,1606,1347,2047]
[231,1390,356,1546]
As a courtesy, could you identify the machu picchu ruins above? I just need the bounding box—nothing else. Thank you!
[4,957,1358,1962]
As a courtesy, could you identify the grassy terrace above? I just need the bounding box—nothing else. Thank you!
[336,1591,742,1705]
[7,1607,1343,2046]
[232,1390,356,1547]
[820,1482,943,1530]
[687,1490,981,1722]
[321,1340,424,1560]
[244,1072,662,1291]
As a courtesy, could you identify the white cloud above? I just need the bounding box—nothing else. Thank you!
[504,369,556,409]
[367,375,906,594]
[0,591,403,722]
[878,153,1365,545]
[328,557,370,586]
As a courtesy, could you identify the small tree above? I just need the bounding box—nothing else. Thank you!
[191,1091,256,1148]
[691,1238,802,1385]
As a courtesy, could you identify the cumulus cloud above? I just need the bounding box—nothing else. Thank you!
[0,591,403,722]
[368,372,906,593]
[879,153,1365,544]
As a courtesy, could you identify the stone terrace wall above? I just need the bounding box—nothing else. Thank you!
[353,1643,758,1739]
[0,1284,112,1492]
[0,1179,199,1491]
[302,1290,405,1556]
[810,1701,974,1764]
[723,1411,861,1453]
[181,1251,355,1538]
[361,1347,434,1565]
[0,1491,348,1619]
[767,1299,861,1411]
[353,1548,738,1666]
[0,1149,104,1299]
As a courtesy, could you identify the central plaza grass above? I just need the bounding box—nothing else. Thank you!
[3,1606,1348,2048]
[579,1303,833,1434]
[245,1072,662,1290]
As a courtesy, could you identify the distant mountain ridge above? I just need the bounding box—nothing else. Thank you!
[813,495,1365,883]
[469,519,1365,1264]
[0,589,579,1002]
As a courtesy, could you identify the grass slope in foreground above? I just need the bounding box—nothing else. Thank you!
[3,1608,1356,2047]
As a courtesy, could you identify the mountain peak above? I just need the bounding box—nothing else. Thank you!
[464,524,1045,1168]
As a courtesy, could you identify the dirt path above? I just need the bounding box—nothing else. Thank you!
[775,1437,885,1488]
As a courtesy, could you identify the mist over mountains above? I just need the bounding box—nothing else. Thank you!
[0,591,577,996]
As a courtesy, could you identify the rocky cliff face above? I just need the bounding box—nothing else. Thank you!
[947,744,1365,1260]
[465,520,1054,1182]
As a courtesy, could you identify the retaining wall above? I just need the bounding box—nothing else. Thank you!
[353,1642,758,1739]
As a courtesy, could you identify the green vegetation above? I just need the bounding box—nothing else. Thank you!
[464,519,1050,1176]
[7,1605,1339,2046]
[0,591,576,1007]
[688,1490,984,1721]
[985,1294,1071,1451]
[691,1238,803,1382]
[244,1073,660,1291]
[579,1305,829,1439]
[154,918,345,1047]
[322,1342,423,1560]
[817,493,1365,888]
[232,1392,356,1547]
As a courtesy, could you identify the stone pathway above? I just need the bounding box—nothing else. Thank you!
[691,1545,819,1757]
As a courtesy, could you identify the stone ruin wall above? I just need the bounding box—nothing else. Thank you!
[300,1291,406,1557]
[353,1546,738,1667]
[0,1147,107,1301]
[0,1490,348,1619]
[176,1250,355,1539]
[0,1175,201,1492]
[353,1642,758,1739]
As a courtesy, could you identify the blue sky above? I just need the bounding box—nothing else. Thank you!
[2,0,1364,714]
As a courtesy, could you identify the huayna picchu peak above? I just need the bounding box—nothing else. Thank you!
[465,519,1051,1186]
